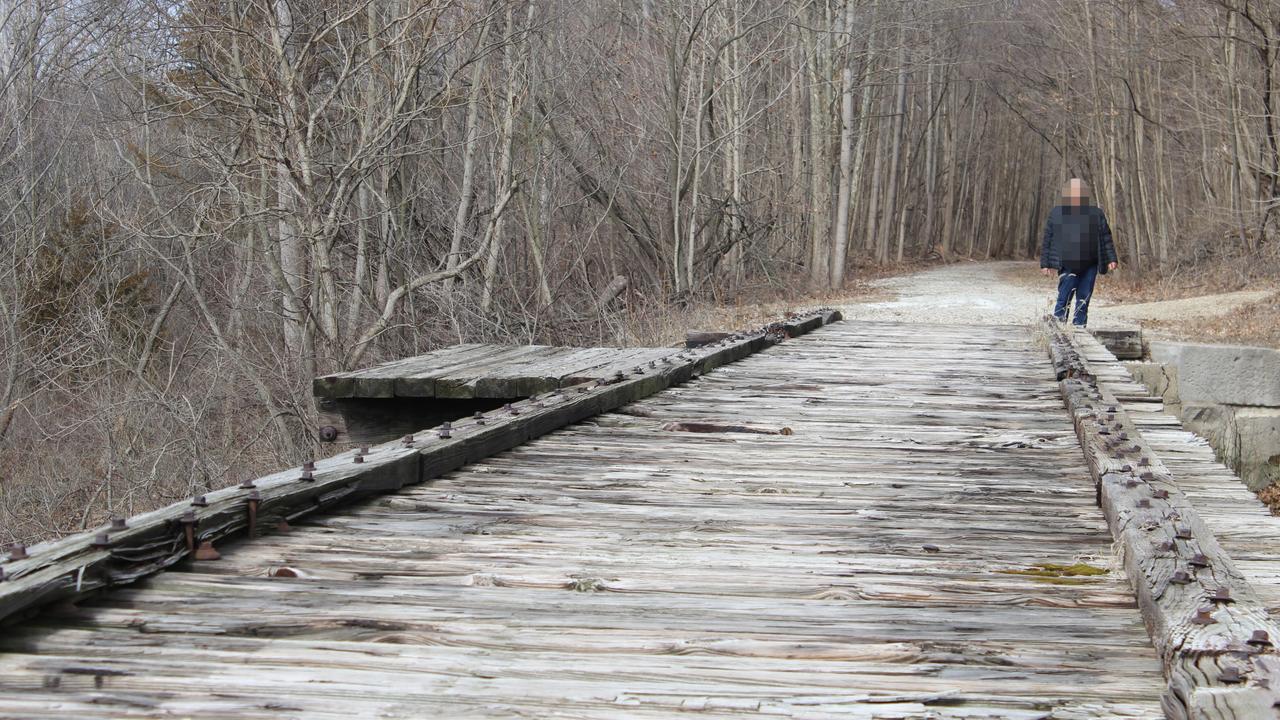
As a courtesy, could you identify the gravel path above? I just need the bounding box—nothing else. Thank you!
[840,260,1270,329]
[840,261,1055,325]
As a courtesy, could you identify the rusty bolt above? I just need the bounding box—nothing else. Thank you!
[353,454,364,464]
[1210,587,1234,604]
[1191,607,1216,625]
[1176,527,1194,540]
[239,479,256,489]
[303,461,316,472]
[1153,489,1169,499]
[1137,498,1151,508]
[1107,406,1118,413]
[1158,540,1175,552]
[191,495,208,507]
[193,540,221,561]
[299,470,314,482]
[1121,464,1133,473]
[91,532,110,549]
[438,422,452,439]
[110,517,127,531]
[1124,478,1139,489]
[1170,569,1193,585]
[1220,666,1245,684]
[1143,472,1157,482]
[1190,553,1210,568]
[1249,630,1273,647]
[1138,458,1151,467]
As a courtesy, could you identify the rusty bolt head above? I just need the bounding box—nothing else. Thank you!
[1190,553,1210,568]
[7,544,26,561]
[110,517,128,531]
[1191,607,1216,625]
[1121,465,1133,473]
[1153,489,1169,499]
[1107,405,1118,413]
[1219,666,1245,684]
[193,540,221,561]
[247,490,261,502]
[1124,478,1139,489]
[438,423,452,439]
[239,479,256,489]
[1143,472,1157,482]
[1249,630,1273,647]
[353,454,364,464]
[91,532,110,549]
[1137,498,1151,508]
[303,461,316,472]
[1170,569,1193,584]
[1158,540,1176,552]
[299,470,314,482]
[1210,587,1234,603]
[1138,458,1150,467]
[191,495,208,507]
[1176,527,1194,540]
[179,511,196,524]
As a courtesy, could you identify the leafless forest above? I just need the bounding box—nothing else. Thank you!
[2,0,1278,543]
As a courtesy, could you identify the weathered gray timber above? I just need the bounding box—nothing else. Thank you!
[1047,320,1280,718]
[314,344,682,400]
[0,309,841,628]
[0,319,1166,718]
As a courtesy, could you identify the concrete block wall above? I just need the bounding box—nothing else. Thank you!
[1125,341,1280,491]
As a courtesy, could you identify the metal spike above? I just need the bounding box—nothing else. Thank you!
[191,495,208,507]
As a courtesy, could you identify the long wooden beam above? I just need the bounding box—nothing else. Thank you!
[1046,319,1280,718]
[0,309,841,626]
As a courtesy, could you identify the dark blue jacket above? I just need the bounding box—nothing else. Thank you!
[1040,205,1118,274]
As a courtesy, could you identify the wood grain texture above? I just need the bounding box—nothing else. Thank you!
[0,319,1165,718]
[1047,320,1280,718]
[0,310,838,630]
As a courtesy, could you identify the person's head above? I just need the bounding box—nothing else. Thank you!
[1062,178,1090,207]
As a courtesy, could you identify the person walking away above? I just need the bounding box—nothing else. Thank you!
[1040,178,1118,326]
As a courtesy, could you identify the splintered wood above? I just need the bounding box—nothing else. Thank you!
[0,322,1166,718]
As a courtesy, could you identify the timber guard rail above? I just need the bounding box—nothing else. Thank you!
[1046,317,1280,718]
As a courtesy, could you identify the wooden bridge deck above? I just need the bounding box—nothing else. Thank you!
[0,321,1168,718]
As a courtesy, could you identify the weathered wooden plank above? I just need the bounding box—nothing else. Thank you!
[1046,320,1280,717]
[0,309,839,627]
[0,316,1172,719]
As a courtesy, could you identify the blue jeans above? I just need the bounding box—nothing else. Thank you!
[1054,265,1098,326]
